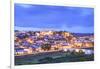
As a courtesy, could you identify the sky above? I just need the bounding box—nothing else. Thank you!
[14,3,94,33]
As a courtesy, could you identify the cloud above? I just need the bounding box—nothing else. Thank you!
[80,8,93,16]
[61,25,94,33]
[18,4,32,8]
[15,26,94,33]
[15,26,42,31]
[14,4,94,33]
[15,26,58,31]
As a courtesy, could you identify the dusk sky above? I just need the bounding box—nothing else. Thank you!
[15,3,94,33]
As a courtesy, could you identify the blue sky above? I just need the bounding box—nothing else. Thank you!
[15,3,94,33]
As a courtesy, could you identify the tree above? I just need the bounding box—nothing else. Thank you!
[41,43,51,51]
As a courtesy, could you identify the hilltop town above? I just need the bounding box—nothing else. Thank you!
[15,30,94,56]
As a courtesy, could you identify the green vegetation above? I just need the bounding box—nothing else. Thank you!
[15,51,94,65]
[41,43,51,51]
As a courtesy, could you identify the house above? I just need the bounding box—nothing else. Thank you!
[15,48,24,55]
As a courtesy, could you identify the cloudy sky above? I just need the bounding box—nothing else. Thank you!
[14,3,94,33]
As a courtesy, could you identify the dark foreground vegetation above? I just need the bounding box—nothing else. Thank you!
[15,50,94,65]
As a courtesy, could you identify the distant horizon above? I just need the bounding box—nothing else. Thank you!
[14,26,94,34]
[15,3,94,33]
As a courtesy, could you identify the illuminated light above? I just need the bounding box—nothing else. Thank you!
[75,43,82,47]
[81,49,86,52]
[44,31,53,35]
[24,48,33,54]
[48,31,52,34]
[24,49,29,51]
[75,49,80,52]
[64,32,70,36]
[27,38,34,44]
[63,48,68,52]
[36,33,40,36]
[17,51,24,55]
